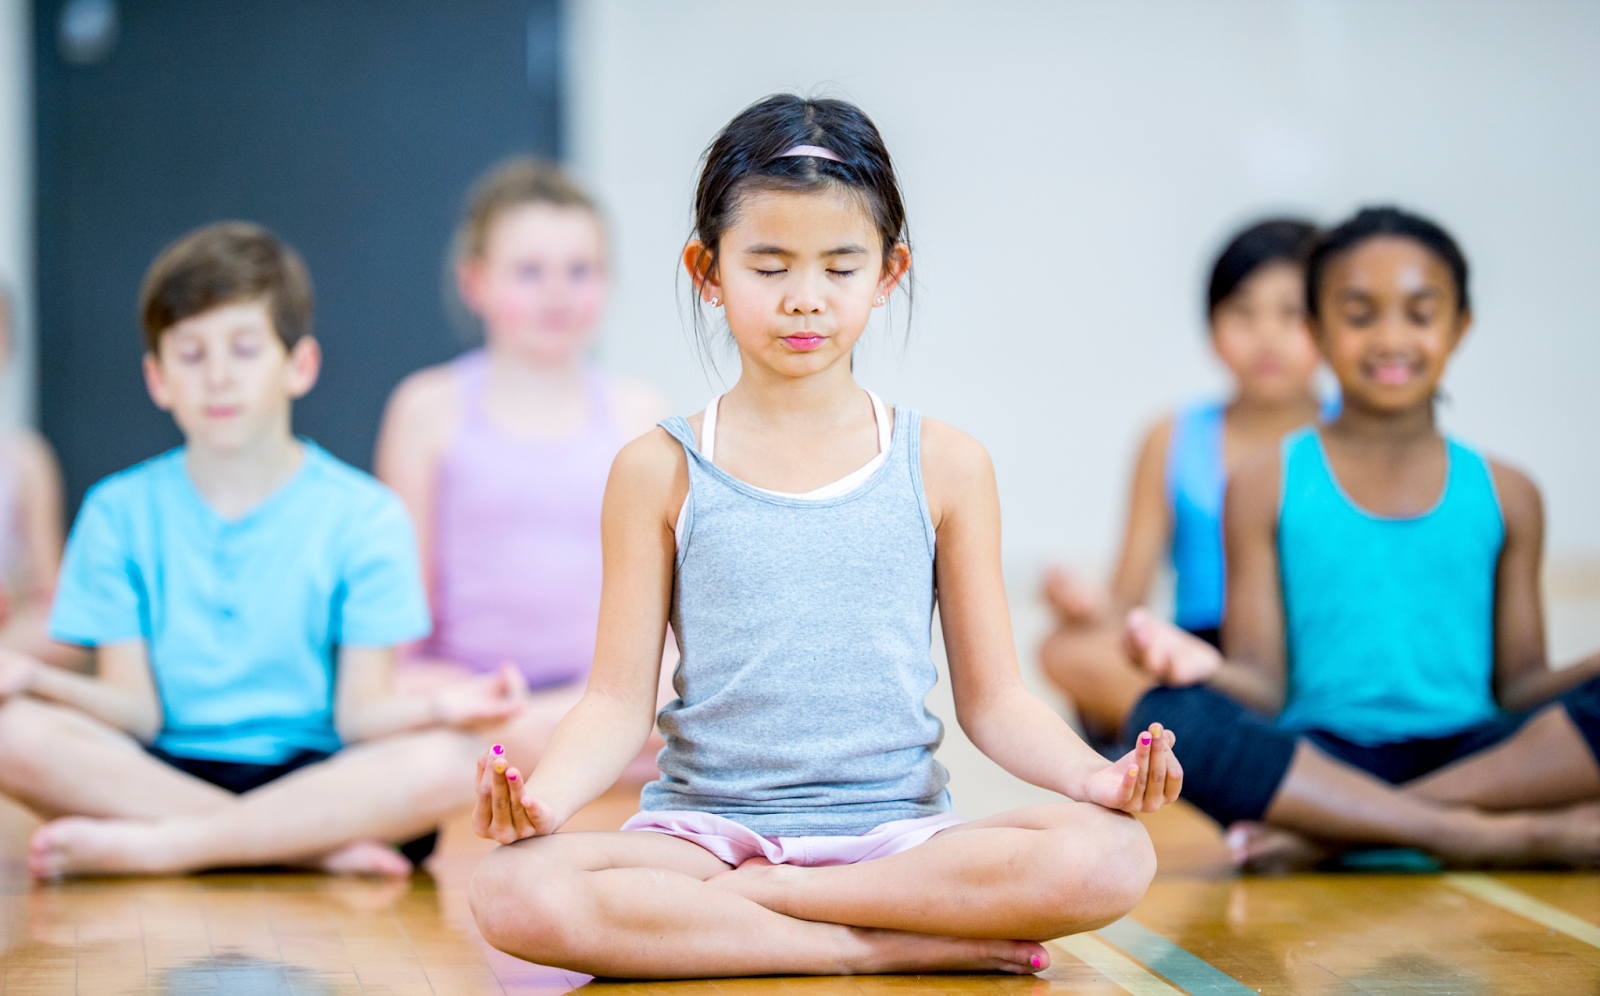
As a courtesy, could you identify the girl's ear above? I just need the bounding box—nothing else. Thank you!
[456,258,487,316]
[683,241,720,302]
[877,243,911,301]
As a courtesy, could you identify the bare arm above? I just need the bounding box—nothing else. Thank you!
[332,643,525,743]
[1204,452,1290,714]
[373,367,460,600]
[1107,418,1174,609]
[1,641,162,739]
[513,428,683,828]
[11,431,66,604]
[1483,463,1598,710]
[923,419,1178,812]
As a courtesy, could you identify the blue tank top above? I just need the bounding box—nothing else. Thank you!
[1275,428,1504,745]
[643,406,951,836]
[1166,396,1340,632]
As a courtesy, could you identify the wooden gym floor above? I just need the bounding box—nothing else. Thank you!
[4,788,1600,995]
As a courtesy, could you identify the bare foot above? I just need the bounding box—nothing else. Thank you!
[1515,802,1600,867]
[847,927,1047,975]
[1226,822,1334,874]
[316,840,412,877]
[30,817,173,878]
[1043,567,1107,625]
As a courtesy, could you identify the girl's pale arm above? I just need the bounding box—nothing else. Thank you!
[509,429,683,829]
[14,431,67,604]
[923,420,1179,812]
[373,367,461,602]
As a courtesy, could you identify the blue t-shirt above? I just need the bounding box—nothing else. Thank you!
[49,443,431,763]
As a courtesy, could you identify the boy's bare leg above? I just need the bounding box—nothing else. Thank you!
[0,697,232,818]
[469,829,1053,979]
[26,724,482,877]
[705,802,1153,939]
[1037,621,1153,735]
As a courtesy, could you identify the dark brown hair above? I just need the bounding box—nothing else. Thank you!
[687,94,911,350]
[455,156,601,265]
[139,221,314,353]
[1305,205,1470,318]
[1207,218,1318,321]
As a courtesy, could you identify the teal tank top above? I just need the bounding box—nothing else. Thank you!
[1275,428,1504,745]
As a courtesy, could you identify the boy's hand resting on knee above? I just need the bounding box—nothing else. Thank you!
[1125,608,1221,686]
[1085,722,1182,813]
[432,663,527,729]
[472,745,561,843]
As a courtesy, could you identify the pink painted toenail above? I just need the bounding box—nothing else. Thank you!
[1030,954,1042,968]
[492,744,504,755]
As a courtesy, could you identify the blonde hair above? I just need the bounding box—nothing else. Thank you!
[454,156,601,265]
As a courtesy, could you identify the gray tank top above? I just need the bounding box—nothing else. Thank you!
[641,405,951,835]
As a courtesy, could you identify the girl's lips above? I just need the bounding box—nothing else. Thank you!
[1368,361,1416,386]
[782,335,825,352]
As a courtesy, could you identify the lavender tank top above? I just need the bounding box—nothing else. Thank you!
[422,350,630,687]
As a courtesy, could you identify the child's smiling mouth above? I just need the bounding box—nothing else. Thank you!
[1365,358,1418,386]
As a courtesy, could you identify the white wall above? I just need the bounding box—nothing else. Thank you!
[568,0,1600,577]
[0,0,31,426]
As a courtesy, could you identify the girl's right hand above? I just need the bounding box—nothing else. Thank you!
[1124,608,1222,686]
[471,745,560,843]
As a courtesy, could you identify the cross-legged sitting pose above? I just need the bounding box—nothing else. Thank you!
[464,95,1184,979]
[1058,206,1600,870]
[0,223,521,877]
[1038,219,1330,743]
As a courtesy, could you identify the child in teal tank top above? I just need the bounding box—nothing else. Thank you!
[1120,206,1600,870]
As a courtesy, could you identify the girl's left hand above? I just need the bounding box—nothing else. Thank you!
[1084,722,1182,813]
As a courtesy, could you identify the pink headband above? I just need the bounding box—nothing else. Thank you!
[777,144,843,162]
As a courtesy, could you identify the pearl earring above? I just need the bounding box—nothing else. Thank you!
[709,297,719,307]
[874,295,886,305]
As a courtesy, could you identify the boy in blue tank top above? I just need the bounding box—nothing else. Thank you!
[1123,207,1600,869]
[0,223,525,877]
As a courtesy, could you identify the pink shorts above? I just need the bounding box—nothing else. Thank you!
[620,810,966,867]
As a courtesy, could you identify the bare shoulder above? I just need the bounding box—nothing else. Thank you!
[377,362,462,459]
[919,417,994,483]
[1139,413,1176,460]
[9,428,61,481]
[1487,457,1543,532]
[608,425,690,514]
[1224,444,1282,527]
[604,372,672,440]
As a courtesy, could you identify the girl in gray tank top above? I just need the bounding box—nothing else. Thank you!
[466,94,1184,981]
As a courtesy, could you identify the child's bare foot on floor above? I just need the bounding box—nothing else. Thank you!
[316,840,413,877]
[30,817,171,878]
[1520,802,1600,867]
[1226,822,1334,874]
[848,928,1047,975]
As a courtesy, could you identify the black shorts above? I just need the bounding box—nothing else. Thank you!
[1128,674,1600,827]
[146,744,438,867]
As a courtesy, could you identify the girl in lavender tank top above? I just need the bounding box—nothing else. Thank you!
[375,158,666,761]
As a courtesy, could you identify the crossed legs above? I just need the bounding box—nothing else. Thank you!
[469,801,1155,978]
[0,696,483,877]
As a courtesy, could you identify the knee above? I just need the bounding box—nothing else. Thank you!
[0,698,69,789]
[468,842,579,961]
[1031,809,1156,936]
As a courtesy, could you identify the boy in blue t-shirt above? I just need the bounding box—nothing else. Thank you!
[0,222,526,877]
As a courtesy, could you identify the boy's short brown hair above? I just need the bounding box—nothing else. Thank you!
[138,221,314,353]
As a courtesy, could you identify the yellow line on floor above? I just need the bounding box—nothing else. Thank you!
[1050,934,1186,996]
[1444,872,1600,949]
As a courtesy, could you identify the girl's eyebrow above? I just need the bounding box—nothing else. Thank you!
[742,243,868,257]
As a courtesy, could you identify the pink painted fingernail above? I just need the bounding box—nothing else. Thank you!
[507,772,518,781]
[1140,733,1151,746]
[492,744,504,755]
[1030,954,1042,969]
